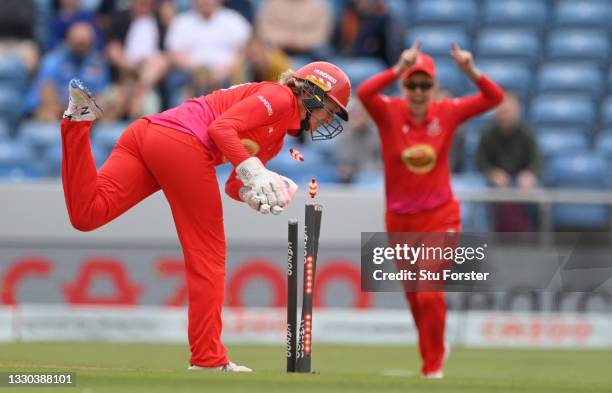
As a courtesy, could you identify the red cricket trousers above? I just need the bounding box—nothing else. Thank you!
[385,198,460,375]
[61,118,228,367]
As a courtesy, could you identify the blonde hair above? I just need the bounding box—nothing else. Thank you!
[278,69,303,95]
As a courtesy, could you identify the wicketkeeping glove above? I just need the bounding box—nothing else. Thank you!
[239,176,298,215]
[236,157,291,208]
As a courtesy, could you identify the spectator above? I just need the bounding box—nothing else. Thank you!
[103,0,173,119]
[0,0,39,74]
[336,99,380,183]
[256,0,332,58]
[240,35,291,83]
[332,0,404,66]
[25,22,109,121]
[49,0,105,50]
[476,91,540,231]
[166,0,251,97]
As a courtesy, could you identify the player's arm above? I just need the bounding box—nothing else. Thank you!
[210,87,297,212]
[448,43,504,124]
[357,40,421,126]
[225,139,297,215]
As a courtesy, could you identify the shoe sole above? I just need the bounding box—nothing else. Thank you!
[70,80,103,119]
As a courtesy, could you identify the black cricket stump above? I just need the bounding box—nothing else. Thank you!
[296,202,322,373]
[286,219,298,372]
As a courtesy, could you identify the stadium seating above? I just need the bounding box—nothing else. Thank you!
[595,132,612,160]
[91,122,129,159]
[477,60,532,99]
[536,131,590,162]
[0,56,28,92]
[530,94,596,130]
[0,140,44,179]
[461,127,484,173]
[413,0,477,28]
[536,62,604,98]
[43,141,106,177]
[482,0,548,29]
[17,121,61,159]
[553,0,612,29]
[547,152,610,230]
[0,88,24,128]
[547,29,610,63]
[406,27,471,57]
[476,29,541,65]
[451,173,491,231]
[0,120,10,141]
[434,59,468,95]
[601,97,612,128]
[328,57,387,88]
[383,0,411,21]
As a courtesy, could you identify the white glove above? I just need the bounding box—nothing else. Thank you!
[236,157,291,207]
[239,187,271,214]
[239,176,298,215]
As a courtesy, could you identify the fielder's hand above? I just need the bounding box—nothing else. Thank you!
[394,40,421,77]
[450,42,481,80]
[236,157,291,208]
[239,176,298,215]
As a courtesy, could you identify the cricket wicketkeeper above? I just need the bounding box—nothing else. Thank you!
[59,61,351,372]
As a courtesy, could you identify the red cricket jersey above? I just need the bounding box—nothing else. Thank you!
[357,68,503,215]
[146,82,302,201]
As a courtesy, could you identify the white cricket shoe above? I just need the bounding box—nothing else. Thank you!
[423,370,444,379]
[63,79,103,121]
[423,343,450,379]
[188,361,252,373]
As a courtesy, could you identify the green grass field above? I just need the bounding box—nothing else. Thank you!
[0,343,611,393]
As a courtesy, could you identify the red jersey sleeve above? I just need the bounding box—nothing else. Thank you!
[448,74,504,125]
[224,139,285,202]
[356,68,398,127]
[208,85,296,167]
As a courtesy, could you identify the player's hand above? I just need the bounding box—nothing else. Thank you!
[266,176,298,215]
[450,42,481,80]
[394,40,421,77]
[236,157,291,208]
[489,168,511,188]
[239,187,270,214]
[517,170,537,189]
[239,176,298,215]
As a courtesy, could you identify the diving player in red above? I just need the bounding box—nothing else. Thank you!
[357,41,504,378]
[60,61,351,372]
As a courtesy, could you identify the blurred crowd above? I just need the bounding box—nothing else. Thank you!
[2,0,402,123]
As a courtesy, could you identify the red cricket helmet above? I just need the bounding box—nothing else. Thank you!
[294,61,351,121]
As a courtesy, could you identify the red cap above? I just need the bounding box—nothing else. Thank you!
[402,52,436,79]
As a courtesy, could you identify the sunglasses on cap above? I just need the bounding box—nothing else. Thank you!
[403,81,434,91]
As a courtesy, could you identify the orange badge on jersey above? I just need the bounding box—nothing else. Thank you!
[221,139,261,163]
[401,144,437,174]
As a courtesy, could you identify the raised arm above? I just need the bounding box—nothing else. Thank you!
[357,40,422,124]
[448,42,504,124]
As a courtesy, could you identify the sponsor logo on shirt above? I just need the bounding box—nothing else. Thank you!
[257,95,273,116]
[268,127,274,134]
[427,117,441,136]
[402,124,410,134]
[401,144,437,174]
[221,138,261,163]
